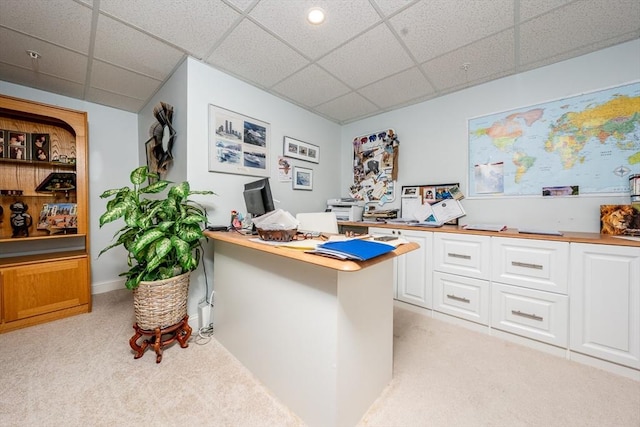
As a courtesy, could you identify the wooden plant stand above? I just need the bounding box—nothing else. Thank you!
[129,315,192,363]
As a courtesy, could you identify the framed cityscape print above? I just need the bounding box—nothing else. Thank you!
[283,136,319,163]
[208,105,270,177]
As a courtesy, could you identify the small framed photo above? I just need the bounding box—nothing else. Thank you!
[401,186,419,197]
[8,131,28,160]
[32,133,50,161]
[293,166,313,190]
[0,130,5,158]
[284,136,320,164]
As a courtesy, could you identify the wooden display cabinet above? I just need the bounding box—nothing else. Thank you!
[0,94,91,333]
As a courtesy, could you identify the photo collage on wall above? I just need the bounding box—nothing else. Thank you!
[208,105,270,177]
[0,129,50,162]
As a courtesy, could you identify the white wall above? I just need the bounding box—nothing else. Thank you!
[134,58,343,317]
[0,81,139,293]
[184,57,342,225]
[341,39,640,232]
[181,58,342,317]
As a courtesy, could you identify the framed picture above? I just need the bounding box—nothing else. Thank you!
[0,130,5,158]
[31,133,50,162]
[293,166,313,190]
[283,136,320,164]
[208,105,270,177]
[8,131,28,160]
[401,183,462,225]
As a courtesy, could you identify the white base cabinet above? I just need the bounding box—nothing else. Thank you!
[370,227,432,309]
[361,224,640,377]
[570,243,640,369]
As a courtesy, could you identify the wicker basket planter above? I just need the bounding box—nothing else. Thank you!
[133,272,190,330]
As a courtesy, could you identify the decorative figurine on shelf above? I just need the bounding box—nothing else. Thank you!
[10,201,32,237]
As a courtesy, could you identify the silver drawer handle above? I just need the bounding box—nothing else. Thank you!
[447,294,470,303]
[511,261,543,270]
[511,310,543,321]
[448,253,471,260]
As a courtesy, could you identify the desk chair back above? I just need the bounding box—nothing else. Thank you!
[296,212,339,234]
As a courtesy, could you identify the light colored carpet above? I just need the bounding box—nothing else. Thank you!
[0,290,638,427]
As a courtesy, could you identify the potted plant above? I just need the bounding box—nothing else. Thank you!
[99,165,214,331]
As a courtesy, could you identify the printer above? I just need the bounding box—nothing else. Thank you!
[327,198,365,222]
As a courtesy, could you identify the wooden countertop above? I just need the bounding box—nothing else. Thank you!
[339,221,640,248]
[204,230,420,272]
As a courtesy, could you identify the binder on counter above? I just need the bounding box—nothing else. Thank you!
[308,239,396,261]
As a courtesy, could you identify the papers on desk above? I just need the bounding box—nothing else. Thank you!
[307,239,396,261]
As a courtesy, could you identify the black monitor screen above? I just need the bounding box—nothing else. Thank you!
[243,177,275,217]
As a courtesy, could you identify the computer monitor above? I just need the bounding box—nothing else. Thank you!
[243,177,275,218]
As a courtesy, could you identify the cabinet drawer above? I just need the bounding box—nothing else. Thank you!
[492,237,568,294]
[491,282,568,347]
[433,233,490,280]
[433,272,489,325]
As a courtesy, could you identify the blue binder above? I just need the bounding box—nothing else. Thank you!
[312,239,395,261]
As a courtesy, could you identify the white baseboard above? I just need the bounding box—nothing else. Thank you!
[91,279,125,295]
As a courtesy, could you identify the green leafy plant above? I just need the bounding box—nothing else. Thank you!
[99,166,214,290]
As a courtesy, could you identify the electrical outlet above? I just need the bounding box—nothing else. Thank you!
[198,301,212,330]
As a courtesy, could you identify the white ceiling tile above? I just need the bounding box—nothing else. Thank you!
[314,92,379,123]
[520,1,640,67]
[390,0,513,63]
[0,0,92,54]
[86,86,147,112]
[90,60,162,100]
[358,67,434,109]
[272,65,351,108]
[25,71,87,100]
[225,0,257,12]
[317,24,414,88]
[98,0,241,58]
[371,0,417,17]
[206,19,309,88]
[0,62,85,99]
[0,29,87,84]
[520,32,640,73]
[422,29,515,93]
[250,0,381,60]
[94,15,185,79]
[518,0,571,22]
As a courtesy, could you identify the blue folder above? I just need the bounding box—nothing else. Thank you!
[313,239,395,261]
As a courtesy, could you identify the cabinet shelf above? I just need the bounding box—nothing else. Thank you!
[0,94,91,333]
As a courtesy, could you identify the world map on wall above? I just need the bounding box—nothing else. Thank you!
[468,82,640,197]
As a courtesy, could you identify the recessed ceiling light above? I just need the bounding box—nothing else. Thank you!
[26,50,41,59]
[307,7,325,25]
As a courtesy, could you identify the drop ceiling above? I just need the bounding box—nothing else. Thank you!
[0,0,638,124]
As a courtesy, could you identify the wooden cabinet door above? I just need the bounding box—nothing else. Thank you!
[2,257,89,322]
[570,243,640,369]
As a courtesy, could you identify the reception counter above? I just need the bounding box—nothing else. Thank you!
[205,231,419,427]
